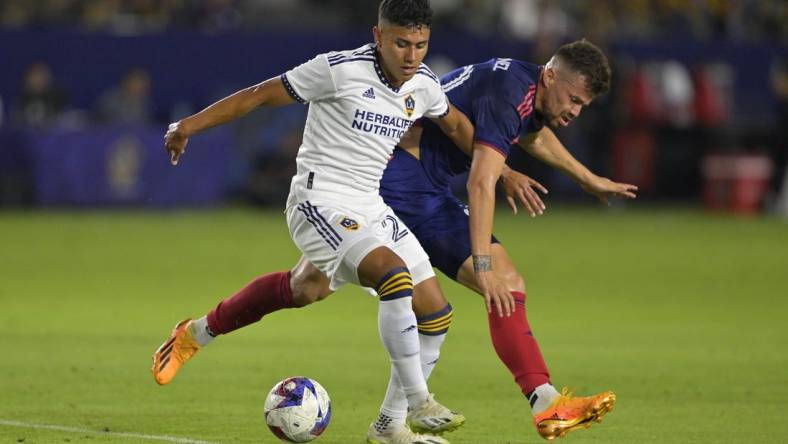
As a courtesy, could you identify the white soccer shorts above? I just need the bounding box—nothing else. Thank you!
[285,196,434,291]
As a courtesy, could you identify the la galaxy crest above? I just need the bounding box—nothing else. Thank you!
[404,94,415,118]
[340,217,359,231]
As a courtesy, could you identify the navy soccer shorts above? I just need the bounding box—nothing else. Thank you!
[380,147,499,280]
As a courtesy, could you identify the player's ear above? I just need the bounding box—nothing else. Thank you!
[543,67,556,87]
[372,25,381,47]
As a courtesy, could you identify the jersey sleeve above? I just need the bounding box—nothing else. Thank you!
[280,54,337,104]
[471,95,521,157]
[422,81,450,119]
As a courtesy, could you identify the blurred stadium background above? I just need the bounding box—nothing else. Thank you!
[0,0,786,210]
[1,1,787,444]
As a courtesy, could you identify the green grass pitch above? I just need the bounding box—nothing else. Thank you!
[1,207,787,443]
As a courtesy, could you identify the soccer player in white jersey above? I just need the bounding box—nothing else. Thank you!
[152,1,480,443]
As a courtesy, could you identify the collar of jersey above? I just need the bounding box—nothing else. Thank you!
[372,45,403,93]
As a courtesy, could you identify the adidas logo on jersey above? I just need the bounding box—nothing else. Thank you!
[362,88,376,99]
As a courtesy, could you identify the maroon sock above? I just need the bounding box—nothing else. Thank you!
[488,291,551,396]
[206,271,296,335]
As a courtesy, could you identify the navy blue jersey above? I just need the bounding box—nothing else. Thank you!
[379,58,543,277]
[411,58,544,191]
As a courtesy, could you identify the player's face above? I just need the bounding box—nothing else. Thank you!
[540,68,593,128]
[373,21,430,87]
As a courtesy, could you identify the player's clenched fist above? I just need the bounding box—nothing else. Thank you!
[164,121,189,165]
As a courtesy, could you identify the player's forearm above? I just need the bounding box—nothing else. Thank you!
[444,124,474,157]
[521,127,595,186]
[466,149,505,256]
[179,84,266,136]
[466,174,497,258]
[467,146,507,259]
[434,104,475,156]
[448,112,475,157]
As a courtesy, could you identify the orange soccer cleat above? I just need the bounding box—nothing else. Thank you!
[533,388,616,440]
[151,319,201,385]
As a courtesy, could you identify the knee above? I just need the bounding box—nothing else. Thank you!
[412,277,448,317]
[358,247,407,288]
[502,270,526,294]
[290,273,331,307]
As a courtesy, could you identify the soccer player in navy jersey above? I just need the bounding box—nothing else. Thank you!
[155,38,637,441]
[384,39,637,440]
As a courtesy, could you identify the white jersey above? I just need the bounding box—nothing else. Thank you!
[281,43,449,197]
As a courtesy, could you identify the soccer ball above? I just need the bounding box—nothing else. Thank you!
[264,376,332,442]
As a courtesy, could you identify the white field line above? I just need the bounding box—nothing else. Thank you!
[0,419,220,444]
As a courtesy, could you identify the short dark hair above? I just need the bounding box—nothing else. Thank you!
[554,39,611,96]
[378,0,432,28]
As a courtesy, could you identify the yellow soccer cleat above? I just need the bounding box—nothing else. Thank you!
[151,319,201,385]
[406,394,465,435]
[533,388,616,440]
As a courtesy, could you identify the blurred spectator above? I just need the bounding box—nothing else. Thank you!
[693,62,734,129]
[96,68,153,125]
[80,0,121,32]
[12,61,68,128]
[173,0,241,33]
[500,0,570,42]
[0,0,33,28]
[657,60,695,128]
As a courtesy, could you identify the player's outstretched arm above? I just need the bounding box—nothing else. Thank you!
[165,77,296,165]
[580,176,638,205]
[467,145,516,318]
[430,103,475,156]
[517,126,637,204]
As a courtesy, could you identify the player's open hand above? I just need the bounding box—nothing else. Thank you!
[582,175,638,205]
[500,168,548,217]
[164,121,190,165]
[476,271,515,317]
